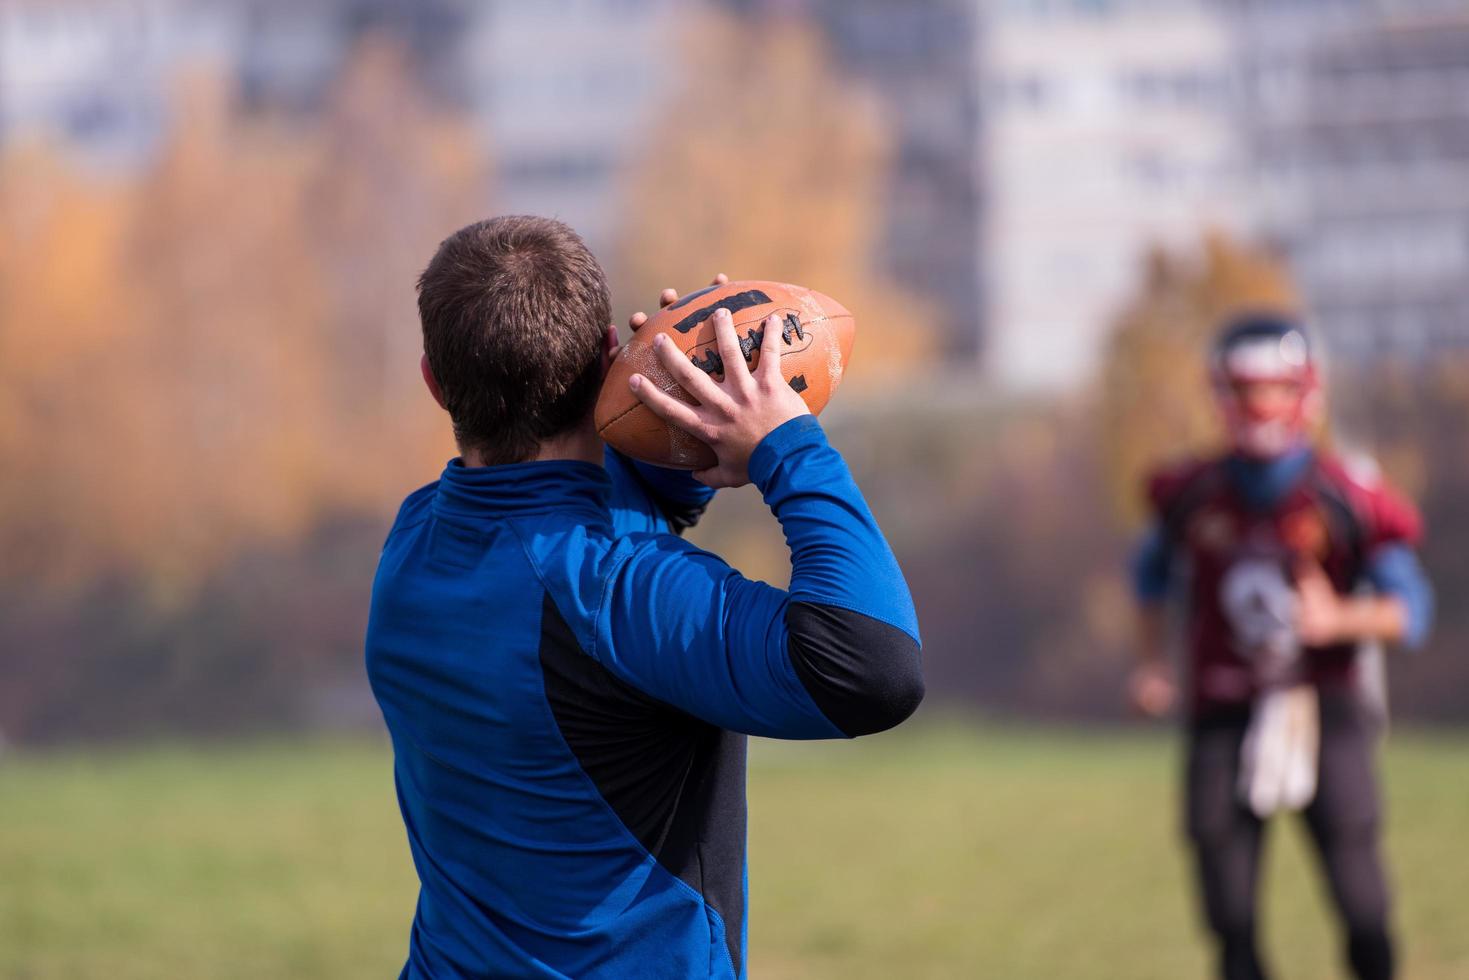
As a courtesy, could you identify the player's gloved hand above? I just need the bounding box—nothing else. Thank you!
[629,307,810,489]
[1128,661,1175,718]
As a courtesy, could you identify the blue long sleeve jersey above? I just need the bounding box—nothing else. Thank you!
[365,416,923,979]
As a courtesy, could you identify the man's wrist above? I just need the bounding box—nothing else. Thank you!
[747,415,825,491]
[1307,596,1404,647]
[1341,596,1405,645]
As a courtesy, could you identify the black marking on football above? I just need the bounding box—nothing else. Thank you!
[689,325,773,378]
[670,289,772,334]
[782,313,806,343]
[690,348,723,377]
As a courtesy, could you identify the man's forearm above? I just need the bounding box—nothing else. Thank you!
[1136,604,1167,665]
[1365,544,1434,650]
[1128,602,1175,717]
[751,417,915,629]
[1333,595,1408,646]
[749,416,923,736]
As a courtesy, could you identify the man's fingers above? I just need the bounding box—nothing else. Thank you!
[711,310,753,390]
[653,333,729,409]
[757,313,782,381]
[630,373,705,433]
[658,274,728,311]
[636,277,728,327]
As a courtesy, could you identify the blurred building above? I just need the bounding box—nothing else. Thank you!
[463,0,682,259]
[235,0,473,113]
[771,0,986,360]
[0,0,474,164]
[0,0,231,170]
[9,0,1466,382]
[1226,0,1469,362]
[980,0,1246,391]
[0,0,990,365]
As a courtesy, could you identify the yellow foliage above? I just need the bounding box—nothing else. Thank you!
[616,8,938,387]
[0,37,484,592]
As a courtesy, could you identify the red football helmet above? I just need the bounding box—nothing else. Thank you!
[1210,314,1322,459]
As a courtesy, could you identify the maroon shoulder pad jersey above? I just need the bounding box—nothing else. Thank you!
[1147,452,1421,714]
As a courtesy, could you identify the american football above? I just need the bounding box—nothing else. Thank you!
[596,279,856,469]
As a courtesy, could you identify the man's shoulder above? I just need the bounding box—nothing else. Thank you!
[1312,450,1423,547]
[386,481,439,538]
[1314,449,1387,496]
[515,522,694,639]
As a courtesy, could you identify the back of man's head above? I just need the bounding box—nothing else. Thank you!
[418,215,611,465]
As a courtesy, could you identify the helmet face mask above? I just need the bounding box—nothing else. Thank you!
[1210,317,1321,459]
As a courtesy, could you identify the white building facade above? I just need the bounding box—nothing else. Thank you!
[980,0,1248,391]
[463,0,682,260]
[1226,0,1469,361]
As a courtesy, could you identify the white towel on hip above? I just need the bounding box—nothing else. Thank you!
[1238,683,1320,818]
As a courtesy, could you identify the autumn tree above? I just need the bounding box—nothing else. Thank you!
[1097,233,1299,527]
[0,38,484,594]
[0,141,143,589]
[615,7,938,387]
[121,70,339,587]
[302,36,486,514]
[0,36,494,740]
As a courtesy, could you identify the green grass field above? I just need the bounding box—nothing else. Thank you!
[2,719,1465,979]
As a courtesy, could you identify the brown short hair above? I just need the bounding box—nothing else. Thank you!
[417,216,610,464]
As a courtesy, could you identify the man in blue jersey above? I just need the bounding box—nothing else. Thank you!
[365,215,923,978]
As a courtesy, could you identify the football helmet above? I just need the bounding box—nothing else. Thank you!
[1210,314,1321,458]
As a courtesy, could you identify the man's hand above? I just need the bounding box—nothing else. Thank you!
[1128,660,1176,718]
[1294,556,1408,647]
[1295,558,1347,647]
[1128,604,1174,718]
[630,273,727,333]
[629,308,810,488]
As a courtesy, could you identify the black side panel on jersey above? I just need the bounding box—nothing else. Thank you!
[538,594,747,974]
[786,601,924,737]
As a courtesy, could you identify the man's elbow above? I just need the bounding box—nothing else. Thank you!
[844,653,925,736]
[786,601,924,738]
[1398,587,1434,652]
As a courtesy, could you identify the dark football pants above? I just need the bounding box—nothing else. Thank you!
[1185,692,1394,980]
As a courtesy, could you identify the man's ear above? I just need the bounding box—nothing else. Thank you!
[421,353,448,411]
[602,324,620,373]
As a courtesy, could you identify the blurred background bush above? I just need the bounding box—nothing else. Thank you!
[2,0,1465,744]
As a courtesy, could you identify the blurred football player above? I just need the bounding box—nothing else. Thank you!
[1128,313,1433,980]
[365,216,922,979]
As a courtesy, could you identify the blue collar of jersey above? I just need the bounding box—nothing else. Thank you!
[433,457,612,522]
[1224,444,1314,512]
